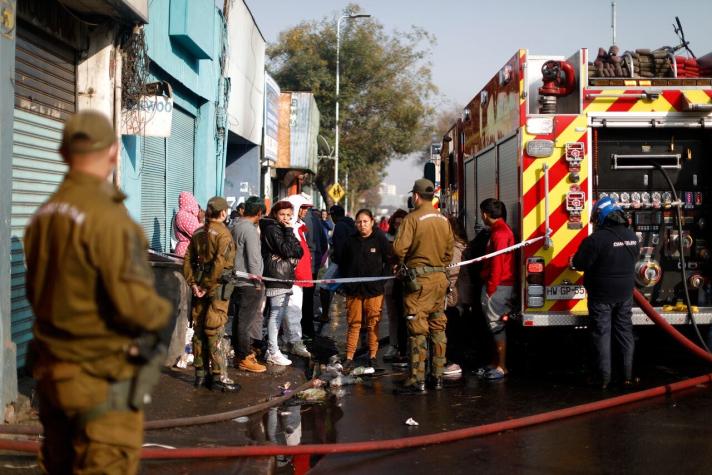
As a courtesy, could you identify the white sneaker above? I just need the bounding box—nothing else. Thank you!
[267,351,292,366]
[443,363,462,376]
[290,341,311,358]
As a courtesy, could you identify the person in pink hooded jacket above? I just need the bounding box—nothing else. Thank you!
[174,192,202,257]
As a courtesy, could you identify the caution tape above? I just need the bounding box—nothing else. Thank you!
[233,235,546,285]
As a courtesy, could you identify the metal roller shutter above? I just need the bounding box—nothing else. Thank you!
[165,108,195,251]
[11,110,67,367]
[476,147,497,228]
[497,135,520,238]
[10,25,76,368]
[464,158,476,240]
[141,137,167,251]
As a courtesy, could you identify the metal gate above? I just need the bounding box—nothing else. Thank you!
[497,135,519,238]
[141,107,195,252]
[165,108,195,251]
[10,25,76,367]
[141,137,167,251]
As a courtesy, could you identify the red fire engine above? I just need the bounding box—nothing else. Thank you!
[438,46,712,326]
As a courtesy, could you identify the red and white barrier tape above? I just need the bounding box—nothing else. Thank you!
[233,235,545,285]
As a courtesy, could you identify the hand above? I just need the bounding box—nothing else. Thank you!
[192,284,207,298]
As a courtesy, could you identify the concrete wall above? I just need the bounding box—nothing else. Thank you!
[0,0,18,414]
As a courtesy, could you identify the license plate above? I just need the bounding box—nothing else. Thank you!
[546,285,586,300]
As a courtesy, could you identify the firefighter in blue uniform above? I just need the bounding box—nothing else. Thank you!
[572,196,640,388]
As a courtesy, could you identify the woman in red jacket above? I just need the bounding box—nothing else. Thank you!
[282,194,313,359]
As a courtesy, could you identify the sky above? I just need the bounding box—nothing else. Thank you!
[245,0,712,193]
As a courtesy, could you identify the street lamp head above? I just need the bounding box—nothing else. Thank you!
[350,14,371,18]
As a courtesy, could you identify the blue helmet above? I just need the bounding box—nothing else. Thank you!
[594,196,623,225]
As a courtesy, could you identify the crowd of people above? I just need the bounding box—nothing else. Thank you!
[175,177,521,395]
[23,110,642,473]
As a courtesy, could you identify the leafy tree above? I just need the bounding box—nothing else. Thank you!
[267,4,437,208]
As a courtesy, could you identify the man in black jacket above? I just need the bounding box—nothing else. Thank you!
[572,196,640,388]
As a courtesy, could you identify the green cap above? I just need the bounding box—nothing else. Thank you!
[207,196,229,214]
[61,110,117,154]
[411,178,435,195]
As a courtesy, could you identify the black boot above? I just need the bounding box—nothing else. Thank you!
[429,376,443,390]
[393,378,426,395]
[194,372,207,389]
[212,376,240,392]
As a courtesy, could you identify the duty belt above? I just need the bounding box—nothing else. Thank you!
[412,265,446,276]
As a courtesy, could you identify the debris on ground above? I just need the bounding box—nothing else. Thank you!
[352,366,375,376]
[297,388,328,402]
[405,418,419,426]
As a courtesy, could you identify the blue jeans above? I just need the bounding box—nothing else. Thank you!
[588,297,635,383]
[267,293,290,355]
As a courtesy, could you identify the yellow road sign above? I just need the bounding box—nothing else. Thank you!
[328,183,346,203]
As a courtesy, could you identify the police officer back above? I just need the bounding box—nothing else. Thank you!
[23,110,171,474]
[393,178,454,394]
[183,196,238,392]
[572,196,640,388]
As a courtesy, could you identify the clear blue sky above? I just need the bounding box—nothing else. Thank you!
[245,0,712,193]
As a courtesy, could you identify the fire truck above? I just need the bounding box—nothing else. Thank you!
[438,47,712,327]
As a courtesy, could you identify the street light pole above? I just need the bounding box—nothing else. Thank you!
[335,13,370,189]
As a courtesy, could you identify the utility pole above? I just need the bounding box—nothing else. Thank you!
[334,13,370,189]
[611,1,617,46]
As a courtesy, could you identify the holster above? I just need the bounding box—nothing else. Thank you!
[219,269,236,301]
[128,344,166,410]
[403,268,422,294]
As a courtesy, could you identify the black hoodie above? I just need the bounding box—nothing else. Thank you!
[340,228,391,297]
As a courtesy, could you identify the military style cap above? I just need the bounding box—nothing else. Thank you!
[61,110,117,154]
[207,196,229,214]
[411,178,435,195]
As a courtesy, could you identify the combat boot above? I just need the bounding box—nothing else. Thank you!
[194,371,208,389]
[213,378,240,392]
[428,376,443,390]
[393,378,426,395]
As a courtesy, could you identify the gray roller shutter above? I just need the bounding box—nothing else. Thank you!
[141,106,195,252]
[165,108,195,252]
[11,110,67,368]
[476,147,497,228]
[141,137,167,251]
[497,135,519,238]
[464,158,476,240]
[10,25,75,368]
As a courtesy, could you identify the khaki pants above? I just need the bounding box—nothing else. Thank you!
[192,296,229,377]
[345,295,383,360]
[403,273,449,381]
[36,365,142,475]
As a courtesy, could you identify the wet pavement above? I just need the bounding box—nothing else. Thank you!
[3,292,712,474]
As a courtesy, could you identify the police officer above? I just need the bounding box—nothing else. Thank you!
[572,196,640,388]
[393,178,454,394]
[23,110,172,474]
[183,196,238,392]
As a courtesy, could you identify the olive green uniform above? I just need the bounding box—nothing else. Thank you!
[183,222,236,380]
[24,170,171,475]
[393,202,454,383]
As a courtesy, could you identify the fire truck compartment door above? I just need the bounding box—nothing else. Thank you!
[476,147,496,223]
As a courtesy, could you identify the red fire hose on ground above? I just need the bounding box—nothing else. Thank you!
[1,288,711,461]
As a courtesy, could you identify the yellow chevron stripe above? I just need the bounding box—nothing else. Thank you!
[522,115,588,240]
[628,94,674,112]
[684,90,712,105]
[583,89,627,112]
